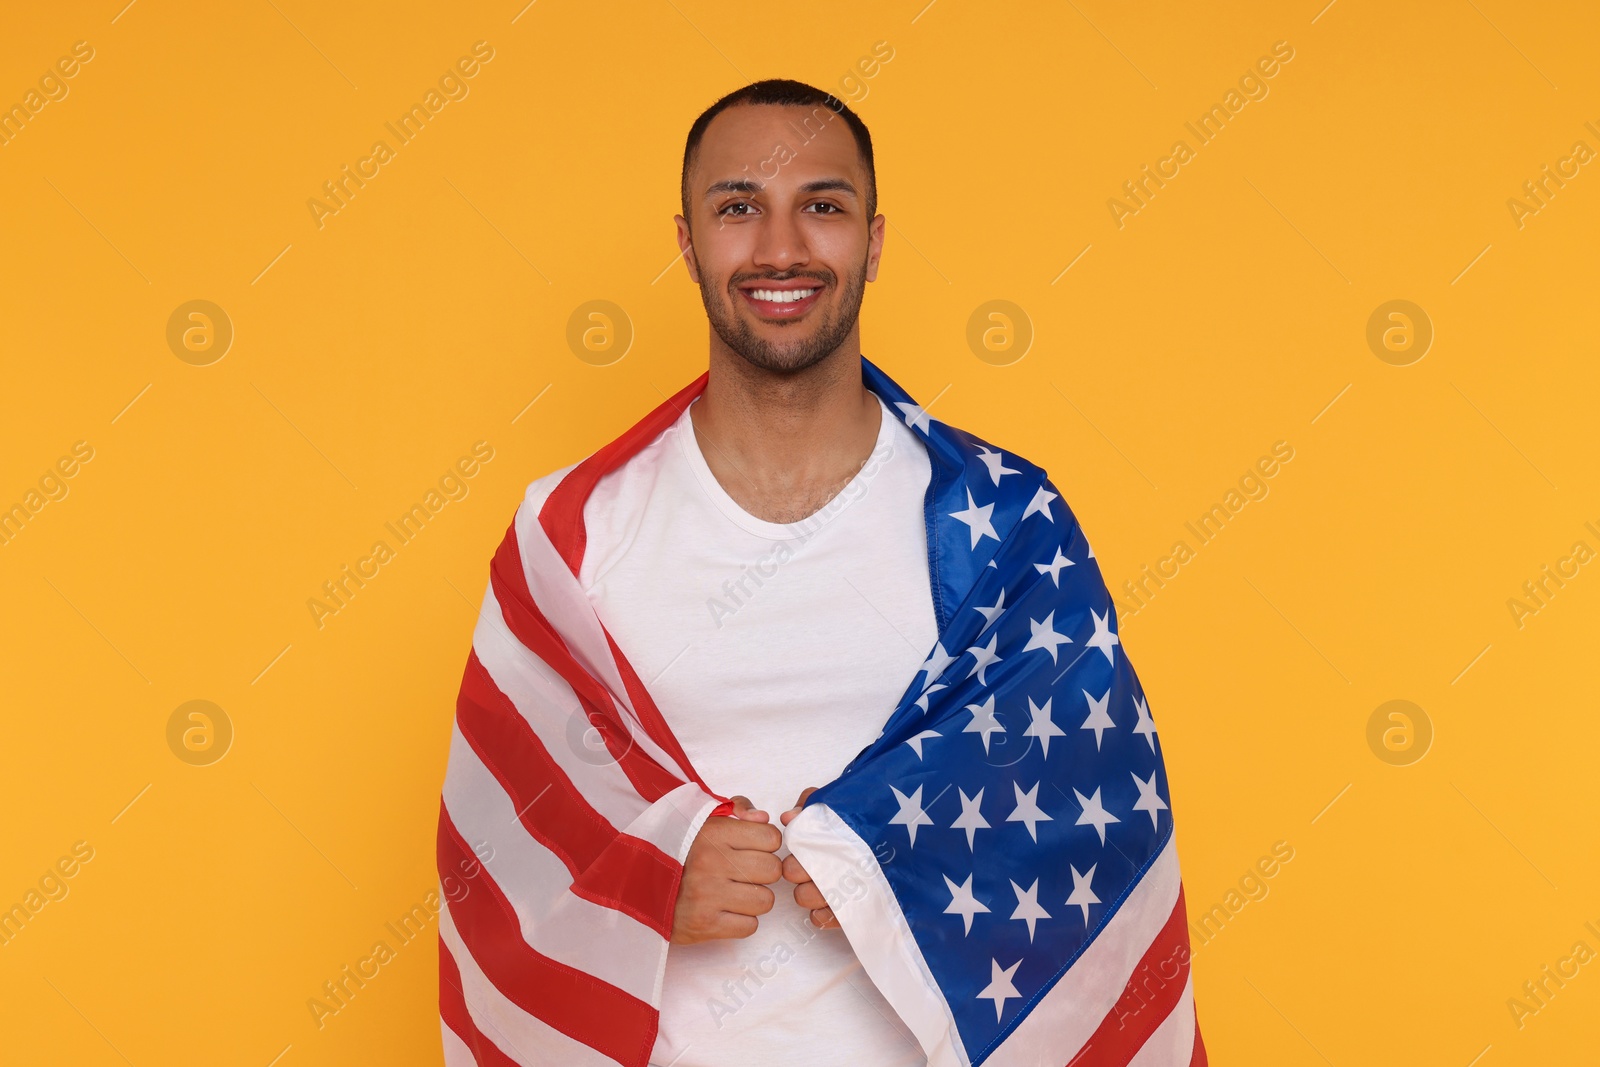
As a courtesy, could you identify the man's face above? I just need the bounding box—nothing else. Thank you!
[676,104,885,375]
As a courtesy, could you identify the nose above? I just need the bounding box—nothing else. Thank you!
[752,202,810,274]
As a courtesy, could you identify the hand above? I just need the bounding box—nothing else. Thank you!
[671,795,783,945]
[780,787,839,930]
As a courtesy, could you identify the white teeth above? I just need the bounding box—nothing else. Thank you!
[749,288,817,303]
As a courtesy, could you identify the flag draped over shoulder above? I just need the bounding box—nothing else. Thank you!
[436,355,1205,1067]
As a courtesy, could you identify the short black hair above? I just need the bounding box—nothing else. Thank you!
[681,78,877,225]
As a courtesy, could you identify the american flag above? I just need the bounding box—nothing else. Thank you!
[436,355,1205,1066]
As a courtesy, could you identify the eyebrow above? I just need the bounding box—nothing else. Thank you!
[703,177,859,200]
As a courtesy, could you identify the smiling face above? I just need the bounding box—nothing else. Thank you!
[676,103,885,375]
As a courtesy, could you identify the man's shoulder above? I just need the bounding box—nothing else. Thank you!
[919,410,1054,496]
[940,418,1047,474]
[921,412,1095,536]
[518,458,584,520]
[513,413,684,525]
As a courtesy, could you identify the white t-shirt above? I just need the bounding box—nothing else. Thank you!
[527,392,937,1066]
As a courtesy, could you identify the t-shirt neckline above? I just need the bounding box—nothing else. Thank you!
[676,393,896,541]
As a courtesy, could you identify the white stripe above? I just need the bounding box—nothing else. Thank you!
[785,801,971,1067]
[513,498,694,782]
[439,898,619,1067]
[985,835,1183,1066]
[1128,971,1195,1066]
[442,725,675,1005]
[619,779,720,863]
[441,1015,483,1065]
[471,578,658,832]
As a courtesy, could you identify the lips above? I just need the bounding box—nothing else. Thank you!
[737,282,824,319]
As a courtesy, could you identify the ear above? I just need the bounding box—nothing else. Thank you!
[674,214,701,283]
[865,212,886,283]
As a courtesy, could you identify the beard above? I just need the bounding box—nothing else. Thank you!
[698,251,868,375]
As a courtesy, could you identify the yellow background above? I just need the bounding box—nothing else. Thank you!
[2,1,1596,1063]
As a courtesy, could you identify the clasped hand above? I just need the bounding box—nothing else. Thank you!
[670,786,839,945]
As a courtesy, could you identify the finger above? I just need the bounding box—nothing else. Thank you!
[810,906,837,929]
[704,912,760,941]
[794,881,829,911]
[718,821,783,854]
[779,786,820,826]
[729,795,770,822]
[701,840,781,885]
[780,853,809,884]
[726,850,782,886]
[720,880,776,918]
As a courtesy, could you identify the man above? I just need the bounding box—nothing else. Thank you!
[436,80,1203,1067]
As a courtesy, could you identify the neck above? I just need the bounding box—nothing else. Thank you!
[688,332,882,524]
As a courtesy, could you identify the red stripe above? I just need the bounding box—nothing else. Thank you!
[539,370,709,576]
[455,650,685,937]
[439,804,660,1067]
[438,934,523,1066]
[1069,885,1196,1066]
[1190,1018,1207,1066]
[602,621,725,811]
[488,524,688,804]
[512,369,730,814]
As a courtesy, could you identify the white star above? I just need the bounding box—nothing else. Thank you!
[964,633,1003,687]
[1131,770,1168,830]
[951,787,991,851]
[976,957,1024,1022]
[1022,485,1057,522]
[963,694,1006,755]
[905,728,942,759]
[942,872,990,935]
[1080,687,1116,750]
[889,784,935,848]
[1006,780,1053,843]
[1073,786,1120,845]
[950,488,999,550]
[973,588,1006,631]
[918,642,954,685]
[1132,694,1157,752]
[1035,546,1074,586]
[1065,863,1100,925]
[976,446,1020,485]
[915,682,947,712]
[1085,607,1120,665]
[1022,610,1071,663]
[1009,878,1052,943]
[895,400,933,434]
[1022,696,1066,760]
